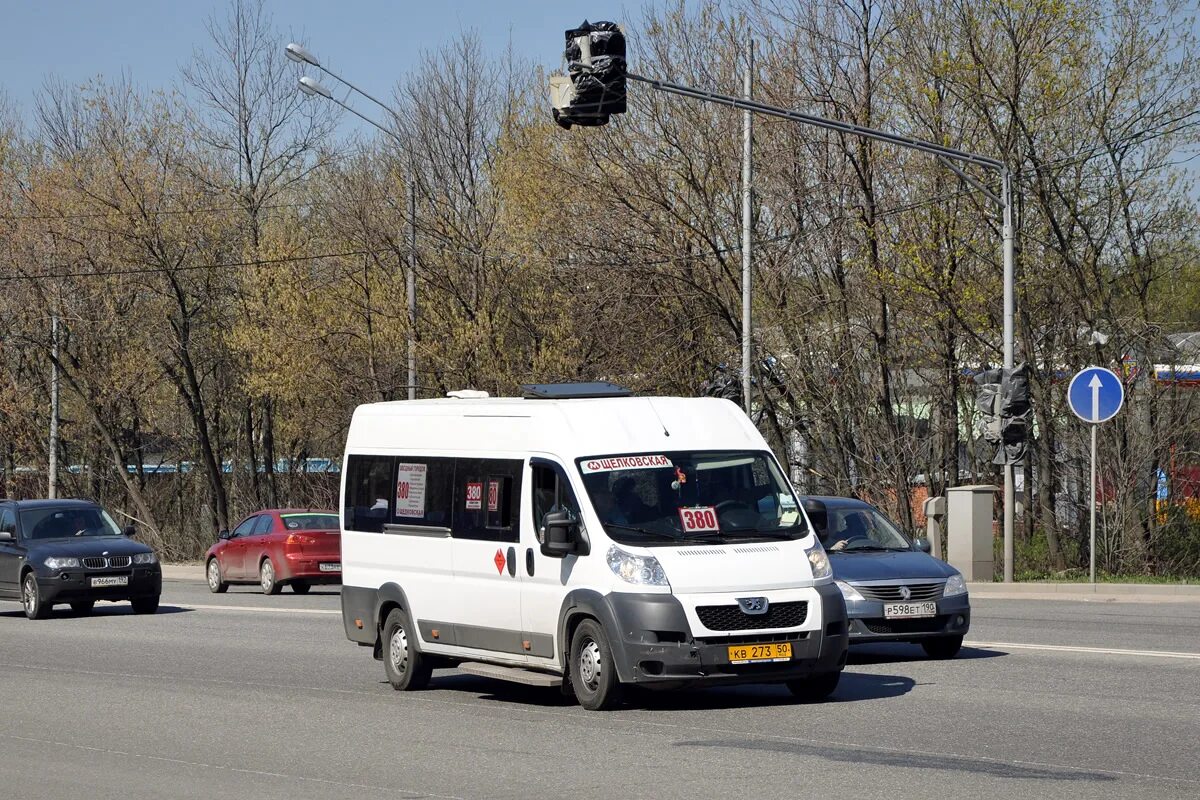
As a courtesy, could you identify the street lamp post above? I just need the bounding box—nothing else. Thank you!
[289,45,419,401]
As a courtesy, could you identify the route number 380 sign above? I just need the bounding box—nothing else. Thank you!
[679,506,719,533]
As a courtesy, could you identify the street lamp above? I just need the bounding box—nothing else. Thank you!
[289,44,419,402]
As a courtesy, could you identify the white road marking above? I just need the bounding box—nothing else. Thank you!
[969,640,1200,660]
[178,603,339,615]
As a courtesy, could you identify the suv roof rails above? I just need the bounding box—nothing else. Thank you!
[520,382,633,399]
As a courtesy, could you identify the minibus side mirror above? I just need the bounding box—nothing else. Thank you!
[540,510,580,558]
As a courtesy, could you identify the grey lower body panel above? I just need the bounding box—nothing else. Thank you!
[36,568,161,603]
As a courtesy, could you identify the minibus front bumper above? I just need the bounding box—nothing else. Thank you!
[596,583,848,689]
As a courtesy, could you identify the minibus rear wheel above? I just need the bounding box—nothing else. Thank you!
[570,619,622,710]
[383,608,431,691]
[786,671,840,702]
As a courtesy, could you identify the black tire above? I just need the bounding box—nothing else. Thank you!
[21,572,50,620]
[921,635,963,660]
[382,608,431,691]
[206,558,228,594]
[259,558,281,595]
[131,595,160,615]
[70,600,95,615]
[291,582,310,595]
[786,671,841,703]
[569,619,622,710]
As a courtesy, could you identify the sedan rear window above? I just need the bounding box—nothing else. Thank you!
[281,513,340,531]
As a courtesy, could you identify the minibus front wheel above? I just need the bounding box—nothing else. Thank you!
[570,619,623,711]
[383,608,432,691]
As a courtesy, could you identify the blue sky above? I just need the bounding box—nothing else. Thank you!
[0,0,641,127]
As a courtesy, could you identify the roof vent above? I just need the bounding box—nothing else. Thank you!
[520,382,633,399]
[446,389,490,399]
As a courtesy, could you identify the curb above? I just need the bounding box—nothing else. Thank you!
[163,564,206,582]
[967,581,1200,603]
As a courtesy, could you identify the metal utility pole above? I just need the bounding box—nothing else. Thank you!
[407,173,418,401]
[1001,170,1015,583]
[741,39,754,416]
[626,71,1019,579]
[49,313,59,499]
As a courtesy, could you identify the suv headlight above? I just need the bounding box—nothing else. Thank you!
[44,556,80,570]
[943,573,966,597]
[805,540,832,580]
[132,552,158,565]
[835,580,864,602]
[606,546,669,587]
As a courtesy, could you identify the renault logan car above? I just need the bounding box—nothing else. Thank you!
[0,499,161,619]
[803,496,969,658]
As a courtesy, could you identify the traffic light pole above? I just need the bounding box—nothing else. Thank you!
[627,72,1018,581]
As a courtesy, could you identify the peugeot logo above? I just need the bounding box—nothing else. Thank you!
[898,585,912,601]
[737,596,769,615]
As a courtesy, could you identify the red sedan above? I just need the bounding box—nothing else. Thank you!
[205,509,341,594]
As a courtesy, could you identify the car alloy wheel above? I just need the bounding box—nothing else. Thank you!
[22,573,49,620]
[259,559,279,595]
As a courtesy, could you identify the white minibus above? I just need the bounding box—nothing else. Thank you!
[339,383,847,710]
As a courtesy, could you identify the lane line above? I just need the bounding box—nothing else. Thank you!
[968,640,1200,660]
[175,602,339,615]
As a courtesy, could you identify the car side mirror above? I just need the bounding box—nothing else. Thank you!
[0,530,14,542]
[540,510,581,558]
[914,538,932,554]
[122,524,137,538]
[218,529,232,541]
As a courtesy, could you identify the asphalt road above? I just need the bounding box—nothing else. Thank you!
[2,579,1197,800]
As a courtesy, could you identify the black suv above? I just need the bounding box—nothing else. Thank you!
[0,499,162,619]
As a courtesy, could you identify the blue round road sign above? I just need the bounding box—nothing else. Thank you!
[1067,366,1124,424]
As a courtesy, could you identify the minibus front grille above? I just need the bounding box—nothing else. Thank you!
[695,631,809,646]
[696,601,808,631]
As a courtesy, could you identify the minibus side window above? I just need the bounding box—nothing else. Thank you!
[344,455,394,533]
[530,462,580,531]
[392,458,455,527]
[451,458,523,543]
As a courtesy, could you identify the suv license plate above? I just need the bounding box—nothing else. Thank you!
[727,642,792,664]
[91,576,129,587]
[883,601,937,619]
[319,563,341,572]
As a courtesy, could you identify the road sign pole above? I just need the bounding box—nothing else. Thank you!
[1090,422,1097,584]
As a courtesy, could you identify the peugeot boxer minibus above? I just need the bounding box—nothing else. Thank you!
[339,383,847,710]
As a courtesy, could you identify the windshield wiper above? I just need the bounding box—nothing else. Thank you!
[601,521,687,541]
[838,544,906,552]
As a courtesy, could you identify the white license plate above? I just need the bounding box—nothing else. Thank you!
[90,576,129,588]
[883,601,937,619]
[319,563,341,573]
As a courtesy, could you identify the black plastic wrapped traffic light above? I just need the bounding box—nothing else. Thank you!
[973,363,1031,466]
[551,20,627,129]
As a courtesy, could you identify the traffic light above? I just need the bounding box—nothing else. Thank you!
[974,363,1031,466]
[551,20,627,129]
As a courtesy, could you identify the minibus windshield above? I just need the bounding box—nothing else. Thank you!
[576,451,807,546]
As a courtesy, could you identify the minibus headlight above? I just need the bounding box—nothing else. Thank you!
[943,573,967,597]
[606,546,669,587]
[805,540,832,580]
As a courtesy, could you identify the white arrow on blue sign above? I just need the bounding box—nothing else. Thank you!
[1067,366,1124,424]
